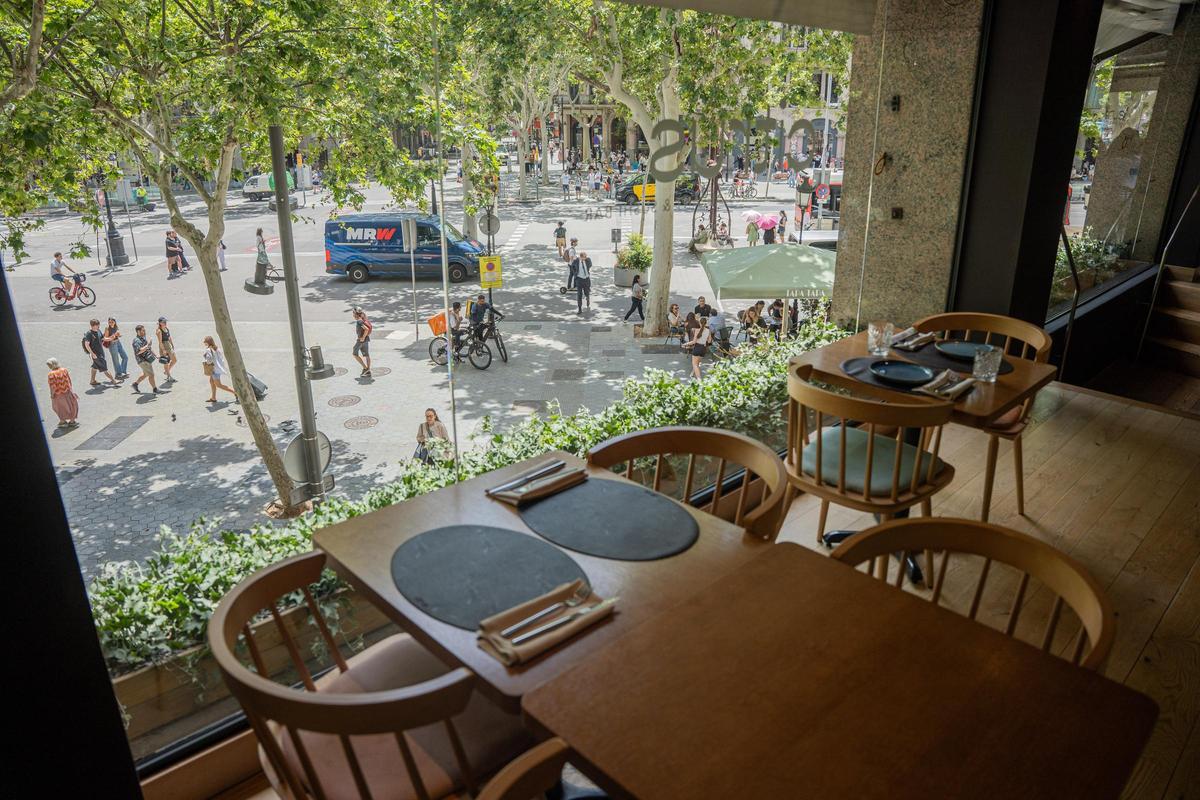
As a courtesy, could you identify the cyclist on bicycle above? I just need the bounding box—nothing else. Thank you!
[51,252,77,295]
[469,293,503,341]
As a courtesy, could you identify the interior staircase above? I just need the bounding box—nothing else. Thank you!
[1145,265,1200,377]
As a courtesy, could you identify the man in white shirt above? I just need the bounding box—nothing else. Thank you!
[574,250,592,314]
[565,238,579,290]
[51,251,76,294]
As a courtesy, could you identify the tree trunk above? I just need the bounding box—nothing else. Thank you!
[643,182,674,337]
[193,241,299,511]
[516,135,530,201]
[539,129,551,185]
[461,140,479,240]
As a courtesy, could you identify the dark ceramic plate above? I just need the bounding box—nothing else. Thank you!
[935,340,995,361]
[868,359,936,387]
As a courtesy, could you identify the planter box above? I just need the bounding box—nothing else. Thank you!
[613,266,645,288]
[115,587,393,757]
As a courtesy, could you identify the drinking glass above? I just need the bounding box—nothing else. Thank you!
[867,321,894,356]
[973,345,1002,383]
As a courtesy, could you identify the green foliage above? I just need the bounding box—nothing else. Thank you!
[616,232,653,271]
[90,322,847,674]
[1050,226,1125,307]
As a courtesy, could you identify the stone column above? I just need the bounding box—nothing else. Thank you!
[601,111,611,161]
[581,114,592,162]
[626,120,638,156]
[831,0,987,328]
[564,111,573,161]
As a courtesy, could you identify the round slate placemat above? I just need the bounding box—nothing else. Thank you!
[391,525,588,630]
[898,342,1015,376]
[518,479,699,561]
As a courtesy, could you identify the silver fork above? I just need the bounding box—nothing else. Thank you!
[500,583,594,639]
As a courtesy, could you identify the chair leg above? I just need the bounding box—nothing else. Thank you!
[919,499,935,589]
[981,435,1000,523]
[816,499,830,546]
[920,499,932,516]
[1012,435,1025,517]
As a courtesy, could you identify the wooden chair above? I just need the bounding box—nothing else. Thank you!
[912,312,1052,522]
[785,363,956,549]
[587,425,789,541]
[477,738,571,800]
[829,517,1115,671]
[209,551,536,800]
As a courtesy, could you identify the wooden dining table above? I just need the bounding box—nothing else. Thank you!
[312,450,768,712]
[791,330,1059,428]
[522,542,1158,800]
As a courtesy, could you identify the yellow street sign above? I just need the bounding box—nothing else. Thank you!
[479,255,502,289]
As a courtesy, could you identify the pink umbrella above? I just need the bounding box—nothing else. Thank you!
[757,214,779,230]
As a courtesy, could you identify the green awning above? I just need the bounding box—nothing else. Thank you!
[701,244,836,303]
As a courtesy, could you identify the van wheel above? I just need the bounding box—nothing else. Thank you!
[348,264,369,283]
[449,263,467,283]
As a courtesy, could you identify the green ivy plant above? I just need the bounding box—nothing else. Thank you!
[90,320,846,675]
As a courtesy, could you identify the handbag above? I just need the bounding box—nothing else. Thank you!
[203,362,214,376]
[158,355,170,364]
[413,444,429,463]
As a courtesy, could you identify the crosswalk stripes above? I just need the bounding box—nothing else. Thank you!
[499,221,530,253]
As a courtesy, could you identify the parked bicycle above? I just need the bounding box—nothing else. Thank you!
[49,272,95,307]
[476,315,508,362]
[428,327,493,370]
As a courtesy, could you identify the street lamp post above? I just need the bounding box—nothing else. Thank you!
[98,179,130,267]
[796,177,814,246]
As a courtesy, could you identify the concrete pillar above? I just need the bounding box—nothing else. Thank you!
[625,121,638,157]
[601,112,611,162]
[564,112,573,160]
[831,0,987,328]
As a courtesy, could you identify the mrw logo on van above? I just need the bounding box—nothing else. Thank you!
[344,227,397,242]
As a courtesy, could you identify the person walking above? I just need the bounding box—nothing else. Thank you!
[777,210,788,241]
[414,408,450,463]
[560,170,570,199]
[745,219,759,247]
[684,317,713,381]
[130,324,160,394]
[103,317,129,379]
[46,358,80,427]
[624,274,645,322]
[255,228,272,281]
[82,319,117,386]
[351,306,372,377]
[202,336,237,403]
[165,230,187,275]
[574,250,592,314]
[217,239,228,272]
[553,221,567,258]
[156,316,177,382]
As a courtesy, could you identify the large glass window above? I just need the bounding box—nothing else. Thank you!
[1054,5,1200,318]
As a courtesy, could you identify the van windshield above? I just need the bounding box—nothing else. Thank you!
[443,222,465,243]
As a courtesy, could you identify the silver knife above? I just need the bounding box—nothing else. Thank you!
[486,459,566,497]
[510,597,619,646]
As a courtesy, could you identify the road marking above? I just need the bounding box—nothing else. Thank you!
[499,222,530,252]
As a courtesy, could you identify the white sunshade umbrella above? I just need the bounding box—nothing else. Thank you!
[741,210,762,222]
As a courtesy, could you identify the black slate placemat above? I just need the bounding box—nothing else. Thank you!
[897,341,1014,375]
[519,479,699,561]
[391,525,588,630]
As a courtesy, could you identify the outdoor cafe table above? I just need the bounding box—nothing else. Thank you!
[522,542,1158,800]
[312,450,766,712]
[791,330,1059,428]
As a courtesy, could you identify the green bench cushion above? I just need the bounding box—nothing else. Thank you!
[800,425,947,497]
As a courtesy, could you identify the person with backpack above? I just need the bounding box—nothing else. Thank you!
[129,324,160,394]
[351,306,372,377]
[82,319,117,386]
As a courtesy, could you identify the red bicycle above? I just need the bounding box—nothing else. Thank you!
[49,272,95,307]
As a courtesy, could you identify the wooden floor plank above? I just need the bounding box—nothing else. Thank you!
[1162,717,1200,800]
[1119,556,1200,800]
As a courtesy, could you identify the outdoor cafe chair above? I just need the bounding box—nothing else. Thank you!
[587,425,790,541]
[830,517,1114,671]
[912,312,1052,522]
[784,363,957,555]
[209,551,538,800]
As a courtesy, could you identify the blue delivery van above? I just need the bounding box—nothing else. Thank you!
[324,212,484,284]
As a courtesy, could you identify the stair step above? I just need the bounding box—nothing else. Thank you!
[1145,336,1200,378]
[1166,265,1198,282]
[1151,305,1200,343]
[1164,280,1200,312]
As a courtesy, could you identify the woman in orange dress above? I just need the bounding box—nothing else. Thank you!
[46,357,79,427]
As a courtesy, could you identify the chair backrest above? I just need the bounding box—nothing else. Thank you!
[830,518,1114,671]
[208,551,481,800]
[586,425,789,541]
[913,312,1051,363]
[786,363,954,503]
[477,738,571,800]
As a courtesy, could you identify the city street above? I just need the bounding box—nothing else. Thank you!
[7,167,807,575]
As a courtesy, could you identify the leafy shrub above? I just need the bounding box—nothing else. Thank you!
[90,320,846,673]
[616,232,653,272]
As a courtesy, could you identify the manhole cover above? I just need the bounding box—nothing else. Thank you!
[328,395,361,408]
[236,413,270,428]
[344,415,379,430]
[369,367,391,377]
[333,367,349,377]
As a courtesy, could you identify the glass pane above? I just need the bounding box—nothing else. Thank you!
[1053,6,1200,318]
